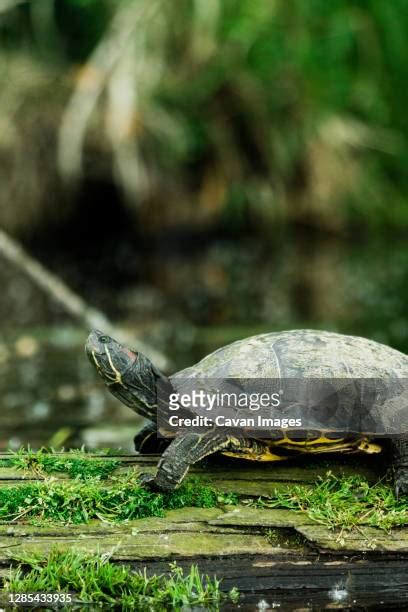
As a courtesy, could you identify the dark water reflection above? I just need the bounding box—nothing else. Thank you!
[0,236,407,450]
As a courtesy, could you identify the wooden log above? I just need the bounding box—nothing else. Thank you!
[0,453,406,609]
[136,555,408,608]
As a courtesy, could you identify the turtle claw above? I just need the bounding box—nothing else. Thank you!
[138,472,160,490]
[138,471,178,492]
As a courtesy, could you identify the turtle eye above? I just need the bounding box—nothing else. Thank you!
[99,335,111,344]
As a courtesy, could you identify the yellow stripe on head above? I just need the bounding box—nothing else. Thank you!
[104,345,123,384]
[91,350,102,373]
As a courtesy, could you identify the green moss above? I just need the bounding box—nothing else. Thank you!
[1,447,120,480]
[4,548,240,610]
[245,473,408,531]
[0,474,238,524]
[0,449,239,524]
[1,450,406,531]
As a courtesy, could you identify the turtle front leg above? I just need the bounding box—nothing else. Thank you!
[133,421,170,454]
[134,421,156,453]
[391,439,408,498]
[139,432,265,492]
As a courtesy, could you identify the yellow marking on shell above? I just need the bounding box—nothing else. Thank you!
[274,434,345,447]
[357,439,382,454]
[272,436,382,455]
[285,441,360,454]
[104,345,123,385]
[222,436,382,462]
[222,450,287,462]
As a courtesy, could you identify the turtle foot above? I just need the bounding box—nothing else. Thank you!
[138,472,160,491]
[138,471,177,492]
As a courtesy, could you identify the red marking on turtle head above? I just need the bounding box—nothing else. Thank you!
[122,347,138,361]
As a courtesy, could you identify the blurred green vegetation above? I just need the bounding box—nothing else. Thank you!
[1,0,407,230]
[0,0,407,356]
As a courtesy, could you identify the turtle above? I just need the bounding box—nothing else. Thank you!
[85,329,408,495]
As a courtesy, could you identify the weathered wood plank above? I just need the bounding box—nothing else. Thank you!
[138,555,408,608]
[208,506,313,528]
[0,508,299,561]
[298,524,408,553]
[0,505,407,557]
[0,533,282,562]
[0,453,406,609]
[0,453,383,489]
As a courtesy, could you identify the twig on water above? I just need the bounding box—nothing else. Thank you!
[0,227,170,370]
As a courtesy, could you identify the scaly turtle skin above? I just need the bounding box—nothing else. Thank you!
[85,329,408,496]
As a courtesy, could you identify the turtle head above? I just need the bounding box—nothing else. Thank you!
[85,329,161,420]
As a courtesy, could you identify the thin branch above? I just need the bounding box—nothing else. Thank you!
[0,227,170,371]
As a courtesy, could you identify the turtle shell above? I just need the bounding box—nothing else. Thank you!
[170,330,408,436]
[174,330,408,379]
